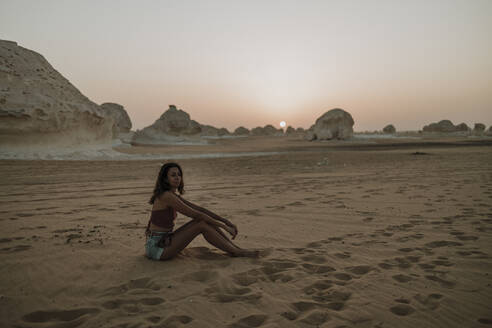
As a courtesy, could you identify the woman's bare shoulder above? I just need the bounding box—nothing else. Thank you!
[153,191,176,209]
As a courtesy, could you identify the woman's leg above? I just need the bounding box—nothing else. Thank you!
[161,220,254,260]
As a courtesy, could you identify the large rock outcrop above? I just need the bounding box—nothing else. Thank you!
[485,126,492,137]
[233,126,250,136]
[422,120,470,134]
[383,124,396,134]
[0,40,113,149]
[200,124,230,137]
[307,108,354,140]
[251,124,283,136]
[132,105,202,144]
[100,102,132,136]
[285,126,305,138]
[472,123,486,136]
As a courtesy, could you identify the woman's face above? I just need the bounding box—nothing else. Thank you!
[167,167,182,190]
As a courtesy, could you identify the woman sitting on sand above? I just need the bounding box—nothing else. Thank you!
[145,162,258,260]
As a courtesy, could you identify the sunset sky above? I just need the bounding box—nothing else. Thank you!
[1,0,491,131]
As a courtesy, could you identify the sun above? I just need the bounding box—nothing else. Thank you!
[279,121,286,128]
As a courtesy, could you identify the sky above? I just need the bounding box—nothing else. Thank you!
[1,0,491,131]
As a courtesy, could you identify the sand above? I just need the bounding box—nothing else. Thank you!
[1,136,491,328]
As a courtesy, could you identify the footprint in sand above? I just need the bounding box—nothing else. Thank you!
[478,318,492,325]
[431,259,454,267]
[300,254,327,264]
[394,298,411,304]
[1,244,32,253]
[389,304,415,316]
[228,314,268,328]
[392,274,413,283]
[205,284,263,304]
[286,201,306,207]
[102,277,161,297]
[260,259,298,275]
[334,252,351,259]
[414,293,443,310]
[182,270,219,283]
[22,308,100,327]
[345,265,374,276]
[424,240,463,249]
[163,315,194,326]
[302,264,336,274]
[305,241,324,248]
[311,290,352,306]
[299,311,330,326]
[231,269,261,286]
[456,235,479,241]
[425,275,456,288]
[303,280,334,295]
[334,273,352,281]
[379,256,417,270]
[101,297,165,312]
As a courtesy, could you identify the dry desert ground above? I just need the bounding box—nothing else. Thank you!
[1,136,492,328]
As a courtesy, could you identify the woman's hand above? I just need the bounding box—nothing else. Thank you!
[224,224,238,240]
[226,222,238,240]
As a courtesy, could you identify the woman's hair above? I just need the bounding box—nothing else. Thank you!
[149,162,184,204]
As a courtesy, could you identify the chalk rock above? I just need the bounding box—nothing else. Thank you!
[233,126,250,136]
[285,126,305,138]
[473,123,485,134]
[485,126,492,137]
[307,108,354,140]
[455,123,470,132]
[0,40,113,149]
[200,124,230,137]
[132,105,203,144]
[383,124,396,134]
[100,102,132,136]
[251,124,283,136]
[285,126,296,135]
[423,120,455,132]
[422,120,471,135]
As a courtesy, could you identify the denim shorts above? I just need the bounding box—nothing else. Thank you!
[145,231,173,260]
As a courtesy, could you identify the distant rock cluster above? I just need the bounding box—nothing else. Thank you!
[423,120,470,134]
[132,105,235,144]
[2,39,490,154]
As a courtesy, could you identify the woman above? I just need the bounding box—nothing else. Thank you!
[145,162,259,260]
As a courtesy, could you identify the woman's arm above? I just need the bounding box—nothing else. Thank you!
[177,195,238,237]
[177,195,232,225]
[162,192,234,234]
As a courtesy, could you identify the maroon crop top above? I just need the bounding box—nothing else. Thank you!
[149,207,176,231]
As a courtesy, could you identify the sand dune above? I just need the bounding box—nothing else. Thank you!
[1,137,491,327]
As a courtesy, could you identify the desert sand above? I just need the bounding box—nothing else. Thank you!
[1,136,492,328]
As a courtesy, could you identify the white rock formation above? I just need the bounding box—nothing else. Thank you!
[485,126,492,137]
[100,102,132,136]
[251,125,283,136]
[383,124,396,134]
[200,124,230,137]
[472,123,485,136]
[233,126,250,136]
[0,40,113,150]
[307,108,354,140]
[132,105,205,144]
[285,126,296,135]
[422,120,470,134]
